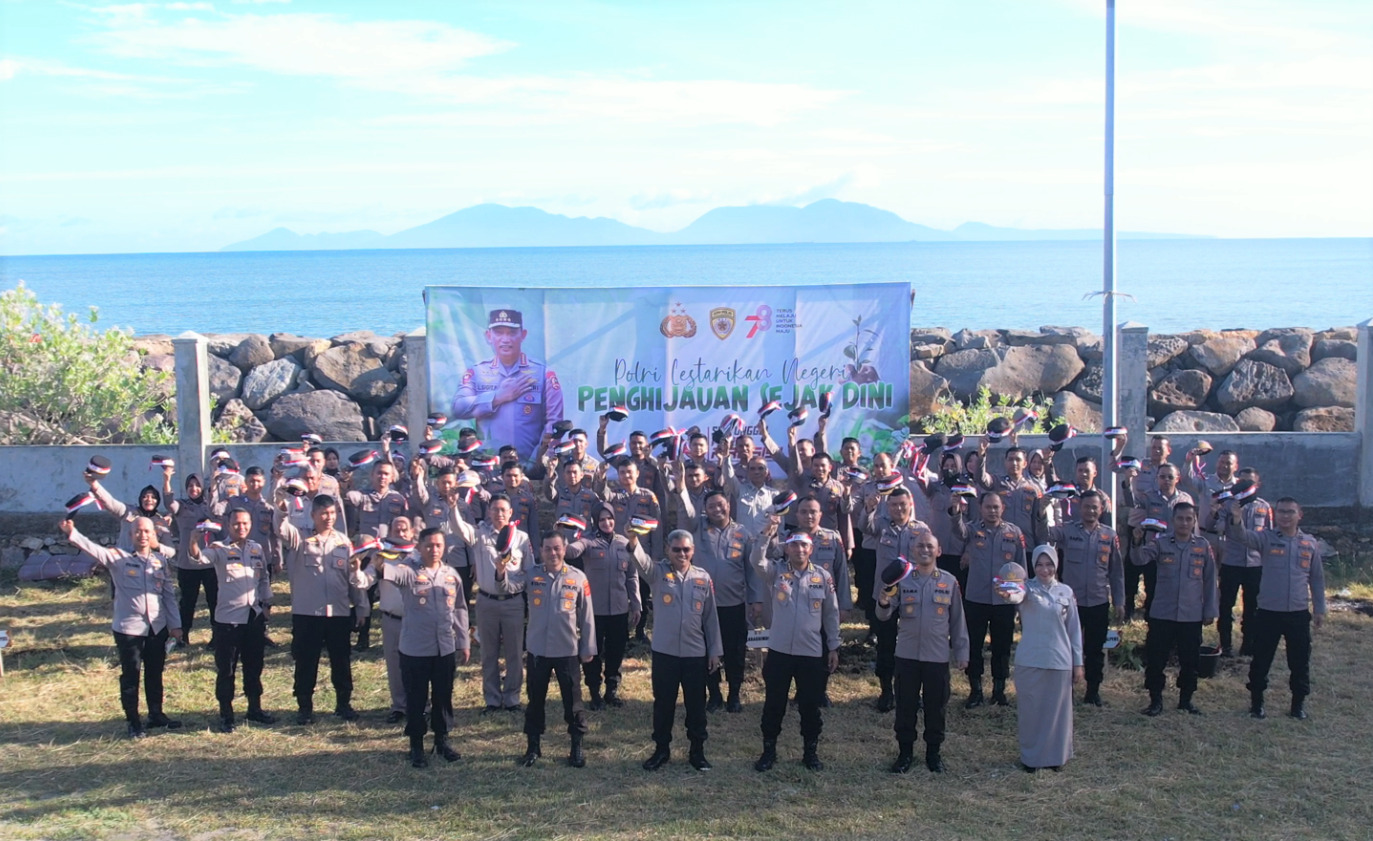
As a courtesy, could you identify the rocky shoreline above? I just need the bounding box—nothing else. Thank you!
[120,325,1359,445]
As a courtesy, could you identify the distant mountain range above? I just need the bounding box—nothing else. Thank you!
[221,199,1208,252]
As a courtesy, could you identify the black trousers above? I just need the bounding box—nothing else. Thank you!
[963,600,1015,681]
[214,611,267,713]
[1219,565,1263,651]
[526,653,587,737]
[291,615,353,708]
[1125,560,1157,620]
[583,613,628,694]
[636,581,652,636]
[651,652,708,746]
[710,604,747,695]
[761,651,827,741]
[113,627,169,723]
[1144,618,1202,695]
[177,567,218,639]
[1078,603,1110,688]
[894,657,949,748]
[874,615,898,680]
[1247,609,1312,698]
[937,554,967,595]
[401,651,457,738]
[853,547,877,624]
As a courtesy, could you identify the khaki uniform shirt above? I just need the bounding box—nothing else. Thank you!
[1227,523,1327,614]
[751,558,841,657]
[876,567,970,663]
[953,518,1027,605]
[276,516,371,618]
[565,532,645,616]
[1045,522,1125,608]
[201,539,272,625]
[1137,533,1218,623]
[69,529,180,636]
[506,564,596,659]
[629,555,723,659]
[384,561,470,657]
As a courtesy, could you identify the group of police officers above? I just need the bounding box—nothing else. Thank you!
[60,388,1327,774]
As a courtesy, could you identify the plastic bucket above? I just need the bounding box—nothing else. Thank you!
[1197,645,1222,679]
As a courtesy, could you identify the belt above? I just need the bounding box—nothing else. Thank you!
[479,590,520,601]
[380,610,402,620]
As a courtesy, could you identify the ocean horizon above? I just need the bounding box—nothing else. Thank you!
[2,237,1369,338]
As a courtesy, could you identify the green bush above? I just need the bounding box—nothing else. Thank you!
[0,282,175,444]
[915,386,1055,436]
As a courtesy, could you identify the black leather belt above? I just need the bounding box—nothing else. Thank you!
[479,590,519,601]
[380,610,402,620]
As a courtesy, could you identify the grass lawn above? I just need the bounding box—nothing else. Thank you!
[1,573,1370,841]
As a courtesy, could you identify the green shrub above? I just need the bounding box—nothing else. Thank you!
[0,282,175,444]
[915,386,1055,436]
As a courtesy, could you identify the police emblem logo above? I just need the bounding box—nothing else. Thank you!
[709,307,736,340]
[659,302,698,338]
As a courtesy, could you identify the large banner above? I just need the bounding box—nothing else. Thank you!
[425,283,911,458]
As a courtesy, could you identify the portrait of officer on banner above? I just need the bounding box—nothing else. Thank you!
[450,308,565,458]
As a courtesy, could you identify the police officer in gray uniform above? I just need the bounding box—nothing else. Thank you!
[751,525,842,772]
[1135,501,1217,717]
[274,493,373,724]
[188,509,275,733]
[376,527,470,767]
[1043,489,1125,706]
[500,531,596,768]
[632,529,723,772]
[451,309,565,458]
[1227,496,1327,720]
[951,491,1027,709]
[62,516,184,738]
[564,502,643,710]
[866,486,934,711]
[1210,468,1272,657]
[876,530,969,774]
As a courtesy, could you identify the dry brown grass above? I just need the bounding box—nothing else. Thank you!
[1,572,1371,841]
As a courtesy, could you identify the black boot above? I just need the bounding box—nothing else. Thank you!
[1290,696,1308,720]
[146,711,182,729]
[296,700,315,725]
[245,699,276,725]
[434,734,461,762]
[1249,690,1266,719]
[1083,684,1103,707]
[354,617,371,652]
[126,717,147,740]
[688,739,711,771]
[568,734,586,768]
[520,734,541,767]
[587,688,605,711]
[726,684,742,713]
[991,678,1009,707]
[1143,692,1164,717]
[754,739,777,772]
[605,685,624,708]
[876,676,895,712]
[802,739,823,771]
[926,745,945,773]
[218,713,236,734]
[642,743,670,771]
[890,742,914,774]
[706,685,724,713]
[409,737,428,768]
[964,677,985,710]
[334,702,359,722]
[1177,691,1202,715]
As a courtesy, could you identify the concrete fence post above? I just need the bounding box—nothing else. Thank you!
[172,331,210,478]
[1358,318,1372,508]
[1118,322,1149,453]
[405,327,429,447]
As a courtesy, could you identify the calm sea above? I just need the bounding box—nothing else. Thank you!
[1,238,1369,337]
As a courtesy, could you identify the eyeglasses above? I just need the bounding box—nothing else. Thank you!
[669,547,692,553]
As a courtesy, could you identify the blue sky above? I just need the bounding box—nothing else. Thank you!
[1,0,1370,254]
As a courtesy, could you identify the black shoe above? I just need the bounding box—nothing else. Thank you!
[1021,762,1037,774]
[688,742,711,772]
[964,691,985,710]
[1220,646,1234,658]
[605,689,624,708]
[926,751,946,773]
[245,708,277,725]
[296,707,315,725]
[706,694,724,713]
[127,720,147,740]
[864,632,879,647]
[587,691,605,712]
[334,705,360,722]
[410,744,428,768]
[146,712,182,729]
[875,691,895,712]
[990,680,1009,707]
[1238,643,1253,657]
[520,735,541,767]
[482,704,502,714]
[1290,699,1308,720]
[754,741,777,772]
[1250,693,1267,719]
[385,710,406,724]
[642,745,671,771]
[1083,687,1104,707]
[1143,699,1164,717]
[726,695,743,714]
[434,737,461,762]
[890,749,914,774]
[353,641,370,653]
[218,715,237,734]
[505,704,523,713]
[568,737,586,768]
[801,743,823,772]
[1178,698,1202,715]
